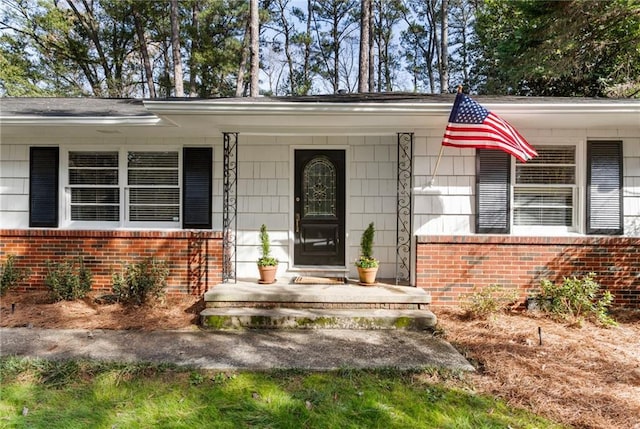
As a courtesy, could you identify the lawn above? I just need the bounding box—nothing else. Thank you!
[0,358,561,429]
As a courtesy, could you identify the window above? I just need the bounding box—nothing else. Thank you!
[303,156,336,217]
[476,141,623,235]
[69,151,119,221]
[513,146,576,228]
[62,148,215,229]
[127,151,179,222]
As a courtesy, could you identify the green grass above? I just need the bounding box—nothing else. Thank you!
[0,358,563,429]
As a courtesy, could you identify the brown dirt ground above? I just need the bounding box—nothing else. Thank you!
[1,291,639,429]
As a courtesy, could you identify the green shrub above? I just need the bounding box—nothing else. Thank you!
[355,222,379,268]
[45,257,92,301]
[462,284,519,319]
[257,224,278,267]
[1,254,32,296]
[112,258,169,306]
[536,273,616,327]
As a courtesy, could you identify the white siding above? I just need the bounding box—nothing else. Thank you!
[0,143,30,228]
[413,133,475,235]
[412,128,640,238]
[1,121,638,283]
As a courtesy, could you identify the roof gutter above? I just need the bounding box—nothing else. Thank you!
[144,100,640,116]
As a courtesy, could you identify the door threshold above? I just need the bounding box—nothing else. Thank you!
[291,266,348,272]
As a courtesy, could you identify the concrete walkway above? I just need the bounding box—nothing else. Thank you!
[1,327,474,371]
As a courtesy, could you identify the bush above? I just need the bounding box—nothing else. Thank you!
[45,257,92,301]
[1,254,32,296]
[535,273,616,327]
[112,258,169,306]
[462,284,519,319]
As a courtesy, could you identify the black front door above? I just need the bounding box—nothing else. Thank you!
[294,150,345,266]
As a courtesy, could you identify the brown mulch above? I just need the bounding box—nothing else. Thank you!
[0,291,204,331]
[1,291,639,429]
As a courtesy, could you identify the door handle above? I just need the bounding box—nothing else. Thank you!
[295,213,300,233]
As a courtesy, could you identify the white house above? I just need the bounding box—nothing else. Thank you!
[1,94,639,306]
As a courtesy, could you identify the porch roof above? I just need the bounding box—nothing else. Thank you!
[1,94,638,136]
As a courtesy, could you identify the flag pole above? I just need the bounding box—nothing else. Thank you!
[429,145,444,186]
[430,85,463,186]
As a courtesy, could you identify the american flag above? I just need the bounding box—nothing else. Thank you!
[442,93,537,162]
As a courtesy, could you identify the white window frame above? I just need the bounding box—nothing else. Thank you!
[510,140,585,235]
[125,149,181,229]
[61,146,182,229]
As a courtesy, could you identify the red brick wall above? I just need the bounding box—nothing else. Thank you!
[416,235,640,308]
[0,230,223,296]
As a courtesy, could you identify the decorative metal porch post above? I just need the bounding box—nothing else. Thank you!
[222,132,238,283]
[396,132,413,284]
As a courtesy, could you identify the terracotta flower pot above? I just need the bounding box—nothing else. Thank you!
[258,265,277,284]
[357,266,378,285]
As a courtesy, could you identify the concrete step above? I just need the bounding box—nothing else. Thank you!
[204,282,431,309]
[200,307,437,331]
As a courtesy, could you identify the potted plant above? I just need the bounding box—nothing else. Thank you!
[257,224,278,284]
[355,222,379,285]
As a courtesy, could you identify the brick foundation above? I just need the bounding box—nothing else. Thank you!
[0,230,223,296]
[416,235,640,308]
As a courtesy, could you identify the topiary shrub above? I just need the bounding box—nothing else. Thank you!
[535,272,616,327]
[257,224,278,267]
[112,258,169,306]
[1,254,31,296]
[45,257,92,302]
[355,222,379,268]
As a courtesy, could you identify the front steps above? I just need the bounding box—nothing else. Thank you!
[200,281,437,331]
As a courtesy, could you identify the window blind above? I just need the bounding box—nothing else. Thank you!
[514,146,576,228]
[69,151,119,222]
[127,151,179,222]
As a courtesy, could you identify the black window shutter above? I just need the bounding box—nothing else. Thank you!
[476,149,511,233]
[587,141,623,235]
[29,147,59,227]
[183,147,212,229]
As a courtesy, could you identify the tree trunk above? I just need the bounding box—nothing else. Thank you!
[235,20,250,97]
[170,0,184,97]
[358,0,371,93]
[439,0,449,93]
[302,0,313,95]
[65,0,116,95]
[368,0,375,91]
[333,15,340,93]
[189,2,200,97]
[132,5,156,98]
[250,0,259,97]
